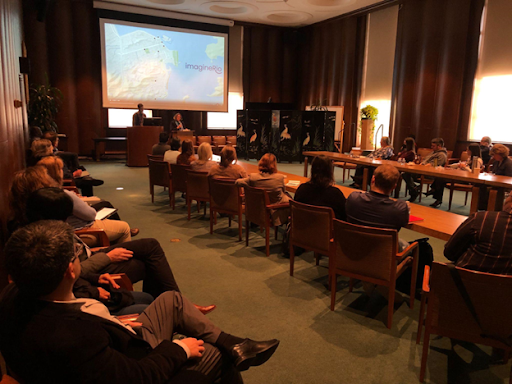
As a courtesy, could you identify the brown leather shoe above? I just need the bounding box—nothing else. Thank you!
[130,228,140,237]
[194,304,216,315]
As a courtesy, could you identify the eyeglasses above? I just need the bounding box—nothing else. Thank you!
[72,242,83,263]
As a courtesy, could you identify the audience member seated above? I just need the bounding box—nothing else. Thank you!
[394,137,416,163]
[164,137,182,164]
[152,132,171,156]
[294,155,346,220]
[425,143,483,208]
[445,194,512,274]
[478,144,512,210]
[27,138,53,166]
[191,142,216,172]
[208,146,247,179]
[403,137,448,202]
[36,156,135,244]
[480,135,492,165]
[236,153,291,226]
[350,136,394,189]
[0,220,279,383]
[346,164,410,251]
[176,139,196,165]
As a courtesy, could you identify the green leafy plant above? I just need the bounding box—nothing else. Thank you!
[360,105,378,121]
[28,75,63,133]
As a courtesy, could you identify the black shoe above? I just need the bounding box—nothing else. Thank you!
[408,188,419,203]
[230,339,280,372]
[81,176,104,186]
[423,190,434,197]
[430,200,442,208]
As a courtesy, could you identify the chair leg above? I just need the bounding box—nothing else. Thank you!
[210,209,214,234]
[172,191,175,210]
[238,214,242,241]
[342,167,346,183]
[464,191,469,206]
[349,278,354,293]
[419,317,432,382]
[410,255,418,310]
[150,184,154,203]
[290,242,295,276]
[274,226,278,240]
[204,202,207,216]
[228,216,232,227]
[416,294,427,344]
[448,184,454,211]
[387,284,395,329]
[419,181,423,202]
[265,223,270,257]
[315,252,320,266]
[330,272,337,311]
[187,197,191,221]
[197,201,200,213]
[246,219,250,246]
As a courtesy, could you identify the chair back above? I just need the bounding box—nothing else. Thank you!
[417,148,433,158]
[428,262,512,347]
[147,154,164,161]
[148,156,171,188]
[213,136,227,146]
[186,170,209,200]
[350,149,363,156]
[197,136,212,145]
[170,164,191,193]
[446,150,453,160]
[333,219,398,282]
[243,185,270,227]
[226,136,237,145]
[290,200,334,254]
[209,177,242,213]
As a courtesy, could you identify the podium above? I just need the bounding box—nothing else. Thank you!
[126,126,163,167]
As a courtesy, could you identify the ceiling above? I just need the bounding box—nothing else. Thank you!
[104,0,383,27]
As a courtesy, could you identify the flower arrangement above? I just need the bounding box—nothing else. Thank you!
[360,105,378,121]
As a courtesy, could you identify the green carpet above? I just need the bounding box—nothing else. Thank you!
[83,159,508,384]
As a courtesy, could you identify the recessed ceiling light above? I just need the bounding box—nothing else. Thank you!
[116,187,124,190]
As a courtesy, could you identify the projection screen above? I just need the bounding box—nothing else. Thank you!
[100,18,228,112]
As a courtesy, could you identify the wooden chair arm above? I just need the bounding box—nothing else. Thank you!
[110,273,133,291]
[396,241,418,259]
[447,157,459,164]
[267,202,290,210]
[422,265,431,293]
[75,228,110,247]
[116,314,140,323]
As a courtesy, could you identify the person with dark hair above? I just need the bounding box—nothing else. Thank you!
[294,156,346,220]
[152,132,171,156]
[477,144,512,210]
[176,139,195,165]
[346,164,409,250]
[403,137,448,202]
[0,220,279,383]
[164,137,182,164]
[208,146,247,179]
[480,136,492,165]
[350,136,394,189]
[132,103,146,126]
[236,153,291,225]
[395,137,416,163]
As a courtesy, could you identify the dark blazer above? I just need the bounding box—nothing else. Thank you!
[0,284,188,384]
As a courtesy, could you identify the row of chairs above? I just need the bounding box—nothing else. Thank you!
[148,155,288,256]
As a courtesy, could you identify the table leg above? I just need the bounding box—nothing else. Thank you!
[303,156,309,177]
[362,168,369,191]
[487,188,505,211]
[470,186,479,214]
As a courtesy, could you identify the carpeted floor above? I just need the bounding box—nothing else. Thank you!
[83,159,509,384]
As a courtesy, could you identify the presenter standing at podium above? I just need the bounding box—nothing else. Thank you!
[132,103,146,126]
[172,112,186,131]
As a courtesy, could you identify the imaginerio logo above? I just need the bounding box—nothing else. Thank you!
[185,63,223,74]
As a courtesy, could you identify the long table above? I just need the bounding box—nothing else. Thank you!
[303,151,512,213]
[239,162,467,241]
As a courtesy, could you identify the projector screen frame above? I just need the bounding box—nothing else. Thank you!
[99,17,229,112]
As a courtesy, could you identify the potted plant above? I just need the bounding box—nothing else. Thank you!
[359,105,378,150]
[28,76,63,133]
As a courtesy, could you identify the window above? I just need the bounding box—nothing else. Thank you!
[207,92,243,130]
[108,109,153,128]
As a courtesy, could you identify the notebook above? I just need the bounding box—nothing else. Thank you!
[95,208,118,221]
[286,180,301,187]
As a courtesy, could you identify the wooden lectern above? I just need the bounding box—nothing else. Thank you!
[126,126,163,167]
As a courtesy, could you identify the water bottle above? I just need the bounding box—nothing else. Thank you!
[472,156,480,174]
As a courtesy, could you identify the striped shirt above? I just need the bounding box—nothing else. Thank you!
[444,211,512,275]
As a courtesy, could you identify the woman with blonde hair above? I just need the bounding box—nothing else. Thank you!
[208,145,247,179]
[27,138,53,166]
[236,153,290,225]
[37,156,135,244]
[190,142,216,172]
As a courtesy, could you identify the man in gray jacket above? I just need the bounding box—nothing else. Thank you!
[403,137,448,203]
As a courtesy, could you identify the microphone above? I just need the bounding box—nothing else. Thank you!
[267,97,272,103]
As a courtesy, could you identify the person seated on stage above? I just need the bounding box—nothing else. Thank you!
[172,112,186,131]
[394,137,416,163]
[350,136,394,189]
[294,155,346,220]
[424,143,483,209]
[208,146,247,180]
[346,164,410,251]
[36,156,136,244]
[236,153,291,226]
[445,193,512,275]
[43,130,104,196]
[403,137,448,202]
[152,132,171,156]
[164,137,182,165]
[396,133,418,154]
[191,142,216,173]
[177,139,196,166]
[132,103,146,126]
[480,135,492,166]
[477,144,512,211]
[0,220,279,384]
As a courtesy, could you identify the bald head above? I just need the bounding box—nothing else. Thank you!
[372,165,400,195]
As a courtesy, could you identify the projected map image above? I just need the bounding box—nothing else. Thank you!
[104,22,225,107]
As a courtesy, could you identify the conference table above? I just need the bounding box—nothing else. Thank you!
[302,151,512,214]
[239,162,467,241]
